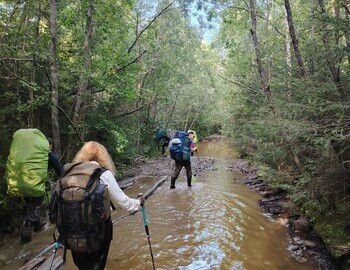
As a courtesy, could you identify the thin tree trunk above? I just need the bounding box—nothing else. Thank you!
[266,0,271,80]
[73,0,94,138]
[166,102,176,129]
[284,0,308,79]
[50,0,61,156]
[318,0,346,99]
[21,3,33,127]
[343,0,350,65]
[309,1,317,74]
[285,9,292,70]
[249,0,271,101]
[335,0,341,46]
[68,0,94,158]
[29,1,44,128]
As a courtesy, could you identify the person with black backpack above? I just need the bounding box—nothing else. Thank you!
[169,131,197,189]
[50,141,144,270]
[154,127,171,155]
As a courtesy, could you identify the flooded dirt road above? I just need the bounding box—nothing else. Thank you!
[1,139,319,269]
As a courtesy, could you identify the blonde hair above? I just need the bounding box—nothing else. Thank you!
[73,141,117,175]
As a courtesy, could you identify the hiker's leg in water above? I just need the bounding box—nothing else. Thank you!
[21,196,45,244]
[170,160,183,189]
[184,160,192,187]
[72,219,112,270]
[97,219,113,270]
[71,241,111,270]
[72,251,97,270]
[24,197,44,225]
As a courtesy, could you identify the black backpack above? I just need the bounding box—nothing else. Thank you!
[49,162,110,253]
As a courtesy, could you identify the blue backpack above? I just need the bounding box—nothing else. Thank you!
[169,131,191,161]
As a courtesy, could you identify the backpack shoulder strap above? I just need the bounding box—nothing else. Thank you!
[85,167,108,192]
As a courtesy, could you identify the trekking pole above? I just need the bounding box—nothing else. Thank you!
[141,205,156,270]
[49,241,60,270]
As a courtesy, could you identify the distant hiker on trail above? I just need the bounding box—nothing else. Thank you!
[154,127,171,155]
[50,141,144,270]
[169,130,197,189]
[5,129,62,244]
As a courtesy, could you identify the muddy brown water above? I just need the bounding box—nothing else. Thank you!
[1,140,319,269]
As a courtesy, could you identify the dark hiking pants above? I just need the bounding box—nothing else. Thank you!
[171,159,192,186]
[71,218,113,270]
[24,196,44,223]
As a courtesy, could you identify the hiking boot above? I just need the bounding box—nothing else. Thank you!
[187,178,192,187]
[170,178,176,189]
[21,220,35,244]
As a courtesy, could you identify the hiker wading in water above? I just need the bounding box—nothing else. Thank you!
[169,131,197,189]
[5,129,62,244]
[61,141,145,270]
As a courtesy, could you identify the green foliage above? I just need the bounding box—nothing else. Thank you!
[0,0,222,232]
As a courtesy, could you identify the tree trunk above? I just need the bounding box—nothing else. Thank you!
[334,0,341,46]
[309,1,317,74]
[343,0,350,65]
[29,1,43,127]
[284,0,308,79]
[318,0,346,99]
[67,0,94,158]
[249,0,271,101]
[49,0,61,156]
[285,11,292,70]
[166,101,176,129]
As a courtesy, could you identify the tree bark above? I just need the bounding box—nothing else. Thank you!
[285,7,292,70]
[318,0,346,99]
[249,0,271,101]
[29,1,43,127]
[49,0,61,156]
[284,0,308,79]
[343,0,350,65]
[67,0,94,158]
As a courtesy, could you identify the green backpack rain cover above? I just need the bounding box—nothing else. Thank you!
[6,129,49,197]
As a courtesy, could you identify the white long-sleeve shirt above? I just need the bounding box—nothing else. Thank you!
[98,167,141,213]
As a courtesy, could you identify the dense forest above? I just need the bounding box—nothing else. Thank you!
[1,0,349,265]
